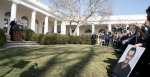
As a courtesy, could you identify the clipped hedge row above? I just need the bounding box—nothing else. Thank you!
[0,28,6,47]
[41,33,97,45]
[28,32,98,45]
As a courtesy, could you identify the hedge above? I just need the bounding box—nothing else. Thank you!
[80,35,86,44]
[22,29,35,41]
[85,36,92,44]
[74,36,80,44]
[68,35,75,44]
[31,33,44,45]
[0,28,6,47]
[31,33,98,45]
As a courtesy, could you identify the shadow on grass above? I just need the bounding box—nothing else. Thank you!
[103,47,122,77]
[1,60,31,77]
[23,47,96,77]
[62,47,95,77]
[0,45,110,77]
[19,63,38,77]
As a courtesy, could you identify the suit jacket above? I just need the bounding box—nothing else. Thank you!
[108,32,111,36]
[102,35,106,40]
[127,31,138,45]
[124,33,131,40]
[91,34,96,40]
[9,21,17,35]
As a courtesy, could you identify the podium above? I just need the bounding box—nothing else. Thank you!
[12,25,23,41]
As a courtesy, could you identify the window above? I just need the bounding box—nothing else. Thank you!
[4,12,11,33]
[42,26,44,34]
[85,29,92,33]
[99,29,105,33]
[4,12,11,17]
[35,20,39,33]
[42,22,45,34]
[21,16,28,29]
[3,27,7,33]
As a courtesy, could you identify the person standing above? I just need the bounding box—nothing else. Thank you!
[103,30,106,35]
[100,33,106,46]
[91,32,96,45]
[9,18,17,41]
[108,30,111,36]
[106,33,110,46]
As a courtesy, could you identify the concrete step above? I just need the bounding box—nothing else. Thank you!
[2,41,40,48]
[7,41,37,43]
[6,35,10,42]
[2,45,41,48]
[4,43,39,46]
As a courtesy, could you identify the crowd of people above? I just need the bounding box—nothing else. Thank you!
[92,6,150,77]
[115,6,150,77]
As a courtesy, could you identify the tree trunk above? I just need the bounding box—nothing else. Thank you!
[69,22,72,35]
[73,23,81,36]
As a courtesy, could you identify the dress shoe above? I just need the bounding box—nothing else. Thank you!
[115,49,124,53]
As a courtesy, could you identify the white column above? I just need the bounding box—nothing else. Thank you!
[44,16,48,34]
[10,2,17,21]
[61,22,66,35]
[54,20,57,33]
[77,26,79,36]
[108,24,111,32]
[126,24,129,29]
[92,24,95,34]
[31,10,36,32]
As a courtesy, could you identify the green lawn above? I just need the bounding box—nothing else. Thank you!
[0,45,121,77]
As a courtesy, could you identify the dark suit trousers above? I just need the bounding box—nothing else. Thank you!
[11,35,13,41]
[92,40,96,45]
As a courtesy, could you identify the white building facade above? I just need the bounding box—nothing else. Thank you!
[0,0,147,36]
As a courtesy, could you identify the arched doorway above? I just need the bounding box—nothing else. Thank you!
[85,29,92,33]
[21,16,28,29]
[98,29,105,33]
[4,12,11,34]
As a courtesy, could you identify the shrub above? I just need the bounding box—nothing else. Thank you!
[46,32,53,34]
[80,35,86,44]
[68,35,75,44]
[31,33,44,45]
[39,34,44,45]
[55,33,62,44]
[74,36,80,44]
[61,35,68,44]
[42,33,52,45]
[85,36,91,44]
[22,29,35,41]
[0,28,6,47]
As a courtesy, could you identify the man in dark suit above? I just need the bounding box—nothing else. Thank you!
[91,32,96,45]
[9,18,17,41]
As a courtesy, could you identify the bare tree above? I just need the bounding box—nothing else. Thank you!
[49,0,114,35]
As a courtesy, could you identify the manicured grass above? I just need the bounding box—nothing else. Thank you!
[0,45,121,77]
